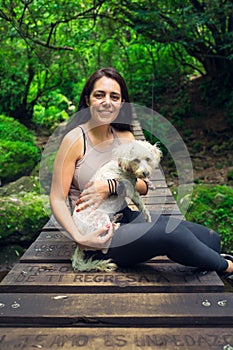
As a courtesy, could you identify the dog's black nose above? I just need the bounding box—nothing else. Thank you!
[143,171,149,177]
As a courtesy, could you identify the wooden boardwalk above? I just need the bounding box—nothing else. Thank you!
[0,115,232,349]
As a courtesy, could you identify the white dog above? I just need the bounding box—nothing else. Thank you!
[71,140,162,272]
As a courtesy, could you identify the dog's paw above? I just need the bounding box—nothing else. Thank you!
[144,178,155,190]
[113,222,121,231]
[144,210,151,222]
[112,213,123,223]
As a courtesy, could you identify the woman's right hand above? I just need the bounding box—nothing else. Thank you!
[76,180,110,212]
[77,223,114,250]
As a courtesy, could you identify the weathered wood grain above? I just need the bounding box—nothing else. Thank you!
[0,262,224,293]
[142,195,177,204]
[19,240,77,263]
[35,231,71,241]
[0,327,232,350]
[0,293,232,327]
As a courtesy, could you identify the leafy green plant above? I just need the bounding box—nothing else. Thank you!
[0,140,40,184]
[0,192,49,245]
[32,90,70,131]
[0,115,35,143]
[0,115,40,184]
[173,185,233,252]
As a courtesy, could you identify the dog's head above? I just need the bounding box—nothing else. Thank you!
[113,140,162,178]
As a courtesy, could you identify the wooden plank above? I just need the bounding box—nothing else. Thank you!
[35,231,70,241]
[149,179,170,187]
[143,195,177,204]
[0,327,233,350]
[0,292,232,327]
[19,240,76,263]
[128,202,181,212]
[133,131,145,138]
[148,188,177,196]
[149,167,166,179]
[0,262,224,293]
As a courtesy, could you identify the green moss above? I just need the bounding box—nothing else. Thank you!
[0,192,49,244]
[0,176,41,196]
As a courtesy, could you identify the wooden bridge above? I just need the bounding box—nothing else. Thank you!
[0,116,232,349]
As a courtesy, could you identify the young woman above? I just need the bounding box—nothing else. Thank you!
[50,67,233,279]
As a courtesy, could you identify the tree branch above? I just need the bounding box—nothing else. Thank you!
[46,22,56,47]
[18,1,31,27]
[33,39,74,51]
[0,0,107,52]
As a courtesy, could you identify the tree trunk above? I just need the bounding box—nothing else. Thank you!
[10,104,33,128]
[203,57,233,85]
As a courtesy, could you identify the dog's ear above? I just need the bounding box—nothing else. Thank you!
[118,156,129,172]
[152,143,162,163]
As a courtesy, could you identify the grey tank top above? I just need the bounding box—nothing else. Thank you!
[68,125,121,212]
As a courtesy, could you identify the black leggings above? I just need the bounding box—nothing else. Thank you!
[86,207,228,272]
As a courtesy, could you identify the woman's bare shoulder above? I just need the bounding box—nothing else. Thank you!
[62,126,84,146]
[58,126,84,160]
[116,130,135,140]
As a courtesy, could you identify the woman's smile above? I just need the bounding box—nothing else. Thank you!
[87,76,123,125]
[98,109,113,115]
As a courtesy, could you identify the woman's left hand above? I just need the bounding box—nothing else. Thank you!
[76,180,109,211]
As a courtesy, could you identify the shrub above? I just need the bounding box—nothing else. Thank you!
[0,140,40,184]
[0,115,35,143]
[0,192,49,244]
[0,115,40,184]
[173,184,233,252]
[32,91,70,131]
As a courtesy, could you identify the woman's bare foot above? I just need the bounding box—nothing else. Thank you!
[225,259,233,274]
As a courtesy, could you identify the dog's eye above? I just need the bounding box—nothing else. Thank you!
[146,157,151,162]
[133,158,140,163]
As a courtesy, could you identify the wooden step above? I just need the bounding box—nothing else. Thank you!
[0,262,224,293]
[142,195,178,204]
[128,202,182,215]
[0,292,232,327]
[0,327,233,350]
[20,238,76,263]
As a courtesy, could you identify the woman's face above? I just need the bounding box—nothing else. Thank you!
[87,76,123,126]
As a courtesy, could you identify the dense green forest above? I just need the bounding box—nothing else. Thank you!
[0,0,233,266]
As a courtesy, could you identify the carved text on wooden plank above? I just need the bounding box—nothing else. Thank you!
[2,263,223,289]
[0,328,232,349]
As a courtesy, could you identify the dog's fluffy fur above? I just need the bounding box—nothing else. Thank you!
[72,140,162,272]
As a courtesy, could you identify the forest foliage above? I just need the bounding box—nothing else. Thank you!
[0,0,232,128]
[0,0,233,251]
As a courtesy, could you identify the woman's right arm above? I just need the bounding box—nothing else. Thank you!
[50,129,113,249]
